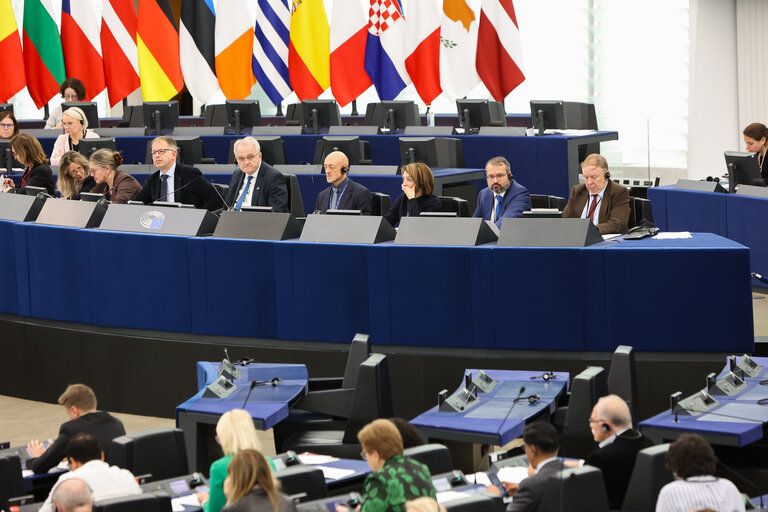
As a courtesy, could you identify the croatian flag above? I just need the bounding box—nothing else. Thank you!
[364,0,410,101]
[61,0,106,99]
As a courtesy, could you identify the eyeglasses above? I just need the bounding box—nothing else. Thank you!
[63,94,79,101]
[0,123,13,129]
[486,173,507,181]
[235,154,259,163]
[151,148,176,156]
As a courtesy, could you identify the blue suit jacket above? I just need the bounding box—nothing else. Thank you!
[473,180,531,228]
[314,177,373,215]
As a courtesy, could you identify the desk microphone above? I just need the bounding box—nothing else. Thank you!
[496,386,526,436]
[752,272,768,285]
[241,380,258,409]
[672,404,765,424]
[150,175,202,205]
[716,458,767,511]
[209,178,231,212]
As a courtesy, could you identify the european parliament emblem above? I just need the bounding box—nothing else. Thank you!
[140,210,165,230]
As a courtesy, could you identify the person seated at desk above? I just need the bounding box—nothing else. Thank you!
[89,149,141,204]
[743,122,768,183]
[50,107,100,166]
[196,409,276,512]
[655,433,744,512]
[2,133,55,196]
[390,417,425,449]
[0,110,19,139]
[39,433,142,512]
[57,151,95,200]
[487,422,565,512]
[405,497,446,512]
[314,151,373,214]
[562,153,630,234]
[52,477,94,512]
[45,78,86,130]
[221,449,296,512]
[27,383,125,475]
[473,156,531,228]
[383,162,442,227]
[133,136,222,210]
[223,136,287,212]
[337,418,436,512]
[577,394,653,510]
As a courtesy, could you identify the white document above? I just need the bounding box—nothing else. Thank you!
[497,466,530,484]
[436,490,471,504]
[653,231,692,239]
[171,493,201,511]
[298,453,339,465]
[317,465,355,480]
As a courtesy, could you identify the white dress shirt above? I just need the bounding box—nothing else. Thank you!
[655,476,745,512]
[39,460,143,512]
[160,163,176,203]
[236,163,262,207]
[580,182,607,227]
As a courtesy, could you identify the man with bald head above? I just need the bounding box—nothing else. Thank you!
[53,478,93,512]
[314,151,373,215]
[587,394,654,509]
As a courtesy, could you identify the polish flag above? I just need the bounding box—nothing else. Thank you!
[404,0,441,105]
[61,0,106,99]
[330,0,372,107]
[101,0,139,106]
[476,0,525,101]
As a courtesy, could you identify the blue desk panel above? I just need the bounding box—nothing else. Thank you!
[1,220,20,315]
[648,186,768,287]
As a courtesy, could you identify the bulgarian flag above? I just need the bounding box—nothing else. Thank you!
[288,0,330,100]
[23,0,66,109]
[0,0,25,102]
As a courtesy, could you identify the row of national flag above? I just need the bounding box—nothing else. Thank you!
[0,0,524,110]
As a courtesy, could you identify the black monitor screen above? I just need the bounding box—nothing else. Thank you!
[301,100,341,134]
[314,136,364,165]
[530,100,566,132]
[0,140,22,172]
[143,101,180,135]
[0,103,13,115]
[174,137,205,165]
[226,100,261,134]
[724,151,765,193]
[376,101,420,133]
[456,99,506,133]
[62,101,100,129]
[79,137,117,157]
[398,137,464,168]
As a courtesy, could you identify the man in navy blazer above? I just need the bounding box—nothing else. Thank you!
[132,136,223,211]
[314,151,373,215]
[473,156,531,228]
[224,137,288,212]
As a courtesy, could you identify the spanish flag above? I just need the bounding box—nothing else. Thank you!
[0,0,25,102]
[137,0,183,101]
[288,0,330,100]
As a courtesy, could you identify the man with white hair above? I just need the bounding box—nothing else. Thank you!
[52,478,93,512]
[587,394,654,509]
[224,136,287,212]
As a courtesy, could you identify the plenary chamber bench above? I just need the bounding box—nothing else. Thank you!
[0,217,753,354]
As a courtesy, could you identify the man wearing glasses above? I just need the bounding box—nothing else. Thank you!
[223,136,287,212]
[132,136,222,210]
[473,156,531,228]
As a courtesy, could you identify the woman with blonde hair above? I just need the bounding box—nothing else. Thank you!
[405,497,446,512]
[383,162,442,226]
[57,151,95,199]
[89,149,141,204]
[196,409,276,512]
[50,106,99,165]
[222,449,295,512]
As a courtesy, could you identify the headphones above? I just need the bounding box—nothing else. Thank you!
[530,371,556,381]
[341,166,348,174]
[514,394,541,404]
[600,423,611,433]
[604,170,611,179]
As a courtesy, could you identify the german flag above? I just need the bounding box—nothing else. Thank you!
[137,0,183,101]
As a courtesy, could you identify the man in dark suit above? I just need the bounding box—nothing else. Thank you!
[584,394,654,509]
[489,422,565,512]
[562,153,630,234]
[27,384,126,474]
[132,136,222,211]
[314,151,373,215]
[223,136,288,212]
[473,156,531,228]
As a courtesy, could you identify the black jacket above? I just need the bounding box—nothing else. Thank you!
[133,163,222,211]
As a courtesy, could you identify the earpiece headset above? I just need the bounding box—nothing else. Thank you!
[604,169,611,179]
[341,166,348,174]
[514,394,541,404]
[601,423,611,433]
[530,371,556,381]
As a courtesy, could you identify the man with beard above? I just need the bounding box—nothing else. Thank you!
[473,156,531,228]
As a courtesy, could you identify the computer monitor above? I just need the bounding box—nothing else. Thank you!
[204,103,228,126]
[78,137,117,157]
[724,151,765,193]
[228,137,287,165]
[367,101,420,133]
[398,137,464,168]
[530,100,566,134]
[80,192,106,202]
[301,100,341,134]
[143,101,180,135]
[242,206,274,212]
[326,209,362,215]
[23,186,47,197]
[313,136,366,165]
[456,99,506,134]
[226,100,261,134]
[174,137,206,165]
[0,103,12,114]
[0,140,21,174]
[62,101,100,128]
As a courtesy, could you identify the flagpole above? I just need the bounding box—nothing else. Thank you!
[351,99,358,116]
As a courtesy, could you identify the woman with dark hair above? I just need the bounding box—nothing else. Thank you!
[89,149,141,204]
[2,134,55,195]
[50,107,100,165]
[222,449,295,512]
[743,122,768,182]
[655,433,744,512]
[45,78,87,130]
[383,162,442,227]
[389,417,425,449]
[0,110,19,139]
[57,151,95,199]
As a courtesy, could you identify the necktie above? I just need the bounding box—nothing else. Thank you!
[493,195,502,222]
[331,187,339,210]
[235,175,253,211]
[586,194,598,221]
[160,174,169,201]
